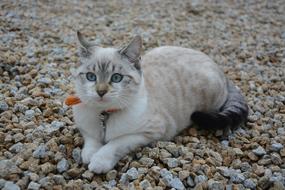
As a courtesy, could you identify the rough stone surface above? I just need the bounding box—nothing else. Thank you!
[3,181,20,190]
[27,182,41,190]
[57,158,69,173]
[126,167,139,180]
[0,1,284,189]
[32,144,48,159]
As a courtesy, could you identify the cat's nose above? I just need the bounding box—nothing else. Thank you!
[97,90,107,97]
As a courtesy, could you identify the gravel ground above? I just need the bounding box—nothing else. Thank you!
[0,0,284,189]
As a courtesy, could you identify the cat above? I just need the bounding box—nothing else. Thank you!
[71,31,248,174]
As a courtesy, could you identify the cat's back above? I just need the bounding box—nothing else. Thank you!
[142,46,223,81]
[142,46,213,69]
[141,46,227,127]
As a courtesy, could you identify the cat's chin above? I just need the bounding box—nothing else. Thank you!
[96,97,109,103]
[93,97,120,110]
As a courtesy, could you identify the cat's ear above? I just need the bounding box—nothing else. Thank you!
[119,35,142,64]
[77,31,93,58]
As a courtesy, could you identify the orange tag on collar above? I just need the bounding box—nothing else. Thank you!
[105,108,120,113]
[64,95,120,113]
[65,95,81,106]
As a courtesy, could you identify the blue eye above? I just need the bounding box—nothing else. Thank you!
[111,73,123,83]
[86,72,97,81]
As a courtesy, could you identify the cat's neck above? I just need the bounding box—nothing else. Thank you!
[110,77,148,122]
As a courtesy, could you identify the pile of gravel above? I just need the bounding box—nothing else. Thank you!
[0,0,284,189]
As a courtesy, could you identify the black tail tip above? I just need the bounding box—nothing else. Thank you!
[191,111,232,130]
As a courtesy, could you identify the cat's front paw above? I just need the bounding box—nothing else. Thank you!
[81,146,99,164]
[88,153,116,174]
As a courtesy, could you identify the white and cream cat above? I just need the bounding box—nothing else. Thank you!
[71,32,248,173]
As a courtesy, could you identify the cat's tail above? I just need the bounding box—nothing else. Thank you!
[191,80,248,130]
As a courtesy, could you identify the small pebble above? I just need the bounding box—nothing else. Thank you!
[0,101,9,111]
[27,181,41,190]
[126,167,139,180]
[32,144,48,159]
[243,179,256,189]
[72,147,82,164]
[56,158,69,173]
[252,146,267,156]
[3,181,20,190]
[270,143,283,152]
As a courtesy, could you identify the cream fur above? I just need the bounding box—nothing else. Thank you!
[72,36,228,173]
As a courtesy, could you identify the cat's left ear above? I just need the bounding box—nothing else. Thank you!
[119,36,142,67]
[77,31,93,58]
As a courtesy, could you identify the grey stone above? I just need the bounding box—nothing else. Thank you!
[3,181,20,190]
[24,109,35,121]
[277,128,285,135]
[230,173,245,183]
[82,184,96,190]
[165,158,179,168]
[165,144,180,157]
[72,147,82,164]
[32,144,48,158]
[169,177,185,190]
[0,179,6,188]
[243,179,256,189]
[13,103,28,113]
[225,184,233,190]
[0,101,9,111]
[160,168,174,186]
[270,172,285,184]
[270,143,284,152]
[108,179,117,187]
[57,158,69,173]
[139,157,154,167]
[253,146,267,156]
[37,77,52,85]
[194,175,208,184]
[140,179,151,189]
[221,140,229,147]
[39,177,52,188]
[186,176,195,187]
[51,120,65,129]
[27,181,41,190]
[119,173,128,185]
[217,166,236,177]
[45,121,65,134]
[52,175,66,185]
[208,179,224,190]
[271,153,282,165]
[126,167,139,180]
[0,160,21,178]
[13,133,25,142]
[240,162,251,172]
[9,142,24,153]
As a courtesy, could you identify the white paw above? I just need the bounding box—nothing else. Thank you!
[88,153,116,174]
[81,146,98,164]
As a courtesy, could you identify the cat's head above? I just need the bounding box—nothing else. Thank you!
[71,32,143,110]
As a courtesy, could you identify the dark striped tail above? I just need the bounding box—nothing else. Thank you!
[191,80,248,130]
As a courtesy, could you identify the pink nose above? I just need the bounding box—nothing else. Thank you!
[97,90,107,97]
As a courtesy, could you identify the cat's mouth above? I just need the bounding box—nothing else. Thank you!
[97,97,109,103]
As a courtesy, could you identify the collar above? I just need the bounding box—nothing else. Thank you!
[104,108,120,113]
[100,108,120,144]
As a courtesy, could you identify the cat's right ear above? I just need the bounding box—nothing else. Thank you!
[77,31,92,58]
[119,36,142,64]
